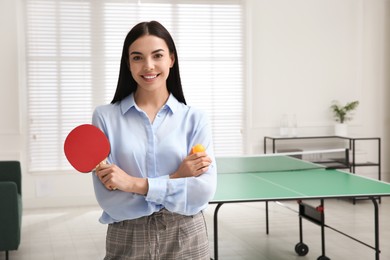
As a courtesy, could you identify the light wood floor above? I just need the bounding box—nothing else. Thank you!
[2,197,390,260]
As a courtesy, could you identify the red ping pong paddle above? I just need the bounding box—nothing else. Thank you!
[64,124,110,173]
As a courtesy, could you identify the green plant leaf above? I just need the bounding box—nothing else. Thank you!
[330,100,359,123]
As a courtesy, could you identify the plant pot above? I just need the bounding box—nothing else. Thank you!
[334,123,348,136]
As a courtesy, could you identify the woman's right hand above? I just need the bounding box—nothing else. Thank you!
[95,163,148,194]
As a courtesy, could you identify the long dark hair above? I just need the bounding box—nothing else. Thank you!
[111,21,186,104]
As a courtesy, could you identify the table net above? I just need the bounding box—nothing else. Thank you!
[216,149,349,174]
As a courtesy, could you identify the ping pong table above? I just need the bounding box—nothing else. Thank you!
[209,155,390,260]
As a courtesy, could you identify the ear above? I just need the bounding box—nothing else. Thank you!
[170,53,175,68]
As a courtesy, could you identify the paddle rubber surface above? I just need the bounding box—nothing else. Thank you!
[64,124,110,173]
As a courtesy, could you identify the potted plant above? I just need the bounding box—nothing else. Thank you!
[330,100,359,136]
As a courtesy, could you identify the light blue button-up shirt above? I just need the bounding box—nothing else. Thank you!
[91,93,217,224]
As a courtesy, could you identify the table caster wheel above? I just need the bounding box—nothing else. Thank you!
[295,242,309,256]
[317,256,330,260]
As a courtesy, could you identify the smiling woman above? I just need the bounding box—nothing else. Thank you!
[92,21,217,259]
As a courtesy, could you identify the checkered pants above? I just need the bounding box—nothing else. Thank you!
[104,209,210,260]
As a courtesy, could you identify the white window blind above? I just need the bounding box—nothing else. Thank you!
[24,0,245,173]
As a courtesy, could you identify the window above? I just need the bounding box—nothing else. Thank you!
[24,0,245,173]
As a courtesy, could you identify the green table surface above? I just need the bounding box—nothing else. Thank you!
[211,156,390,203]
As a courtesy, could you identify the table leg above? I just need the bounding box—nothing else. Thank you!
[213,203,223,260]
[371,197,380,260]
[320,199,326,257]
[266,201,269,234]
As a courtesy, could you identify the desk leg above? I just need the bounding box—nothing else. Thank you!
[213,203,223,260]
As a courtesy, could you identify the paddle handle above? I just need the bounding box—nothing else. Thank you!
[95,159,117,191]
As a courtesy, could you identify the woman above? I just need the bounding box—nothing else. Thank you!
[92,21,217,259]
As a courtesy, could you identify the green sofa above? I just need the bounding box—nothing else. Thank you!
[0,161,22,260]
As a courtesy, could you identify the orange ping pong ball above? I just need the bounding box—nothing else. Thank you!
[191,144,206,154]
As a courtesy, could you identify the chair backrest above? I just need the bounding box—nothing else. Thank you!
[0,161,22,195]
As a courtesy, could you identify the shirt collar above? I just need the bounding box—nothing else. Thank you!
[120,93,180,115]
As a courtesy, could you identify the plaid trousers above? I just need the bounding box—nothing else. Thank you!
[104,209,210,260]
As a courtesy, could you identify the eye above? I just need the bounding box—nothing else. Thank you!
[131,55,142,61]
[154,53,163,59]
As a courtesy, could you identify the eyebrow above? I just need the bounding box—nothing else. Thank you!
[130,49,165,56]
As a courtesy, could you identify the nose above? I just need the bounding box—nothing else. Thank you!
[144,57,154,71]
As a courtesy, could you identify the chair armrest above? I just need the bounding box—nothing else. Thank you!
[0,182,22,251]
[0,161,22,195]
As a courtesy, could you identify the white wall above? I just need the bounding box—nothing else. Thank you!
[385,0,390,182]
[0,0,389,208]
[246,0,390,180]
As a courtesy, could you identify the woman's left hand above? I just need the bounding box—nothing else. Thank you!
[170,152,212,179]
